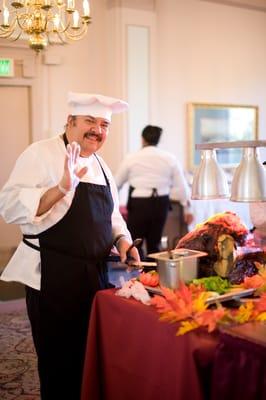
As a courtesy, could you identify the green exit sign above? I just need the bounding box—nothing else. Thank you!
[0,58,14,77]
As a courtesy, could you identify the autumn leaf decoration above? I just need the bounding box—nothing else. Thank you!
[150,282,226,335]
[229,293,266,323]
[150,268,266,336]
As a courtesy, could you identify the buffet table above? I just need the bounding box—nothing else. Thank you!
[211,323,266,400]
[81,289,219,400]
[81,290,266,400]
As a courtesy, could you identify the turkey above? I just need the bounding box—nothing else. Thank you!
[176,211,248,278]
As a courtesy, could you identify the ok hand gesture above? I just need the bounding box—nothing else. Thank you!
[59,142,88,194]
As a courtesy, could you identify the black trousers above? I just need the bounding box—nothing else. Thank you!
[25,283,92,400]
[127,195,170,257]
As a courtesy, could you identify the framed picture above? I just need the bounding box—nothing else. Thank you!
[188,103,258,169]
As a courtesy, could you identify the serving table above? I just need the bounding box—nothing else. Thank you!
[211,323,266,400]
[81,289,218,400]
[81,289,266,400]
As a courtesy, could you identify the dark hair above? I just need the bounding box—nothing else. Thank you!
[142,125,163,146]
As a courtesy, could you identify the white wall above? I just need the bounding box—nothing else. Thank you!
[155,0,266,168]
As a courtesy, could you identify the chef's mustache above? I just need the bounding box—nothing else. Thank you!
[84,130,102,142]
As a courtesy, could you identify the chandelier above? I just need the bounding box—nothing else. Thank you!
[0,0,91,53]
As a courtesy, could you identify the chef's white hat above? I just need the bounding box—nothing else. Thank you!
[68,92,128,122]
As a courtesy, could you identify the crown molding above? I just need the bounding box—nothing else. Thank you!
[107,0,155,11]
[201,0,266,12]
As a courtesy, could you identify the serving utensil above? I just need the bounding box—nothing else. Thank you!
[126,238,143,259]
[110,260,157,270]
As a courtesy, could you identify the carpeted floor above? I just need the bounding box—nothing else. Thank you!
[0,299,40,399]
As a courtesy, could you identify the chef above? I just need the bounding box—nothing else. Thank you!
[249,161,266,250]
[115,125,193,257]
[0,91,139,400]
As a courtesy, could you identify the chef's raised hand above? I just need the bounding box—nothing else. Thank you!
[58,142,88,194]
[36,142,88,216]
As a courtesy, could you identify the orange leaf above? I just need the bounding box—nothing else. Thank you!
[242,274,265,289]
[254,293,266,313]
[195,308,226,332]
[178,281,193,305]
[161,285,193,318]
[150,295,172,313]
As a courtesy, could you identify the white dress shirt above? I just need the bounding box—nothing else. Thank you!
[0,135,130,290]
[115,146,191,209]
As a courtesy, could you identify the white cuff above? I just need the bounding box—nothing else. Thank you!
[58,183,70,196]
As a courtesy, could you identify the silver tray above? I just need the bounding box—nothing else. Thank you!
[143,285,255,305]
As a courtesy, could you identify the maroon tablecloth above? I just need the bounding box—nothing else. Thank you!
[211,323,266,400]
[81,289,219,400]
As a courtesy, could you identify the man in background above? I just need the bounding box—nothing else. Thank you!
[115,125,193,258]
[0,92,139,399]
[249,161,266,250]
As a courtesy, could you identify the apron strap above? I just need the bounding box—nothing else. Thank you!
[151,188,158,197]
[23,234,106,263]
[94,154,110,187]
[23,237,41,251]
[127,185,135,211]
[63,132,69,147]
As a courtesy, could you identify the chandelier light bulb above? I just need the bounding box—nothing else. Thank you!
[83,0,90,16]
[72,9,79,28]
[3,7,10,26]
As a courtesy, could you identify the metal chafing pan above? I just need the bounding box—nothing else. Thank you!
[148,248,207,289]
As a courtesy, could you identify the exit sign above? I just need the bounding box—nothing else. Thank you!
[0,58,14,77]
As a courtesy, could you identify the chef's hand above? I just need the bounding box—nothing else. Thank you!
[59,142,88,193]
[116,237,141,263]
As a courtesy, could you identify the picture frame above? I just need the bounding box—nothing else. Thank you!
[188,103,258,169]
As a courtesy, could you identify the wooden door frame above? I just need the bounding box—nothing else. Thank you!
[0,78,35,143]
[0,84,32,251]
[0,79,33,144]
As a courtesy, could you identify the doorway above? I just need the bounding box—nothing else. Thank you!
[0,85,31,295]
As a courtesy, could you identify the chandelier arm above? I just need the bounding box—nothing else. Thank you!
[43,12,50,33]
[0,27,17,39]
[64,24,88,41]
[16,13,29,32]
[48,31,67,45]
[9,30,22,42]
[58,19,71,34]
[57,31,67,44]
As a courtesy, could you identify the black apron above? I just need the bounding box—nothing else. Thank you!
[126,185,169,256]
[24,150,113,399]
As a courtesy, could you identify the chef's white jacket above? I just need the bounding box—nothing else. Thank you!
[0,135,131,290]
[115,146,191,211]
